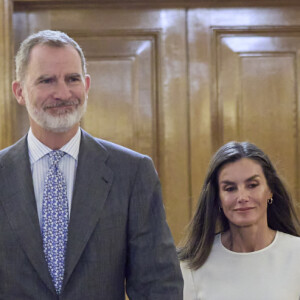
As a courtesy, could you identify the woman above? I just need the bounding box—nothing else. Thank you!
[179,141,300,300]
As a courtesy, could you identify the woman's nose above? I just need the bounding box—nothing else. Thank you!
[236,188,249,202]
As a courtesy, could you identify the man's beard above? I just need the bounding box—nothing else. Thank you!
[25,98,87,133]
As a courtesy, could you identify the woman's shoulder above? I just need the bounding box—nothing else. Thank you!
[180,260,198,283]
[180,260,192,274]
[276,231,300,249]
[179,233,222,272]
[180,260,202,278]
[180,261,199,299]
[277,231,300,241]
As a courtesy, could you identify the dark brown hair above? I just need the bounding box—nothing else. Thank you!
[178,141,300,269]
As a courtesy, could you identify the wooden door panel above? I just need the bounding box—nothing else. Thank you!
[85,59,139,149]
[189,8,300,215]
[218,33,300,209]
[76,35,156,161]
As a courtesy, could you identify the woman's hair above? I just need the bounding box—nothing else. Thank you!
[178,141,300,269]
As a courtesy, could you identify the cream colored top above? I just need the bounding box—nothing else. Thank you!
[181,231,300,300]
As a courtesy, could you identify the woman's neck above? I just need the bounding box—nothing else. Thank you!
[221,226,276,252]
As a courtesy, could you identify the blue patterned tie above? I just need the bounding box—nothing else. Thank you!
[42,150,69,294]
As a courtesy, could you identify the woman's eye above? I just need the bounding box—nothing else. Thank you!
[224,186,235,192]
[248,183,258,189]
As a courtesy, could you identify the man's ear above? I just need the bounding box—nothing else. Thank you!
[12,81,26,106]
[85,74,91,93]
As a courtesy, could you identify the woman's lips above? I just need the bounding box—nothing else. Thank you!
[234,207,255,212]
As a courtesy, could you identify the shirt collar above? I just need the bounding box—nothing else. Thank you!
[28,127,81,164]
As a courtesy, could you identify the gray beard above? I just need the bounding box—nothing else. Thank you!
[25,99,87,133]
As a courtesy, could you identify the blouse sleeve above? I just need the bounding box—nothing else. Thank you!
[180,261,198,300]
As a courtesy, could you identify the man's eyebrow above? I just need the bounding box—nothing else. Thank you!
[66,73,81,78]
[34,75,54,83]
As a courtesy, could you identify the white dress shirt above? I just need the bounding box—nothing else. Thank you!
[27,127,81,226]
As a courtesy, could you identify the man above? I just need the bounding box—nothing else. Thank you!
[0,30,183,299]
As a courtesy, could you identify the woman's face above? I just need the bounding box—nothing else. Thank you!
[218,158,272,229]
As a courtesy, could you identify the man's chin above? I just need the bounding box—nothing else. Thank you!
[33,113,81,133]
[26,100,87,134]
[44,125,76,133]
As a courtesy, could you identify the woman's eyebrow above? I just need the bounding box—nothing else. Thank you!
[220,175,260,185]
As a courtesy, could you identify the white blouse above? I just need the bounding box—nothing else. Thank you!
[181,231,300,300]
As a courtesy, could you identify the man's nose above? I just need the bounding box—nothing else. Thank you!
[54,81,72,99]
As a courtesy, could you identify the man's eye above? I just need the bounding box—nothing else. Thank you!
[68,77,80,82]
[40,78,53,84]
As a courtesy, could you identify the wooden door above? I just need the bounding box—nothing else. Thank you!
[11,5,190,243]
[189,7,300,215]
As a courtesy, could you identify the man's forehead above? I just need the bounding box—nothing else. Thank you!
[27,44,82,72]
[28,44,80,64]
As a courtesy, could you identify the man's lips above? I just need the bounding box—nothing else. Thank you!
[44,100,79,110]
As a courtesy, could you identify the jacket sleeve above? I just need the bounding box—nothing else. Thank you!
[125,156,183,299]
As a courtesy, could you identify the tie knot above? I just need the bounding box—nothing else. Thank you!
[48,150,65,167]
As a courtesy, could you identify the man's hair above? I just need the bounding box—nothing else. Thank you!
[178,141,300,270]
[15,30,87,82]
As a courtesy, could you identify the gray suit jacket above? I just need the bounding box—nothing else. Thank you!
[0,130,183,299]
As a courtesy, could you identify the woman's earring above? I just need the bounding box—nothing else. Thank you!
[268,197,273,205]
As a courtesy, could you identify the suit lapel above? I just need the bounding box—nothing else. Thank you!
[63,130,113,288]
[0,136,56,294]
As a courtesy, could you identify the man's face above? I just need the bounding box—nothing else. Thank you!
[13,44,90,133]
